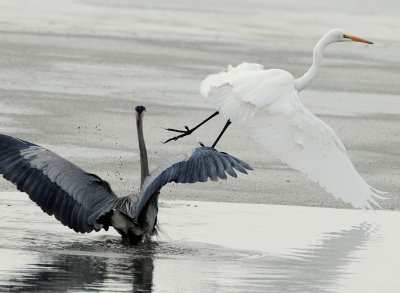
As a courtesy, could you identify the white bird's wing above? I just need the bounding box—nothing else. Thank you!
[249,90,384,209]
[200,63,295,122]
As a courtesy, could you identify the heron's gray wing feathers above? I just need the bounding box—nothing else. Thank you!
[89,193,141,226]
[0,134,118,233]
[134,147,252,222]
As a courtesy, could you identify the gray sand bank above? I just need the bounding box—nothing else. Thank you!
[0,0,398,209]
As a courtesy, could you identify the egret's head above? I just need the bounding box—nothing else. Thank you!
[325,29,373,44]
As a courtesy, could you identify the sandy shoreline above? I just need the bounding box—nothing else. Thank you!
[0,0,398,210]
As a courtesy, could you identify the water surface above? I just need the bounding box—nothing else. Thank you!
[1,193,398,292]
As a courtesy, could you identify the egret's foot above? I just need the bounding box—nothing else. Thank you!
[164,126,190,134]
[163,126,193,143]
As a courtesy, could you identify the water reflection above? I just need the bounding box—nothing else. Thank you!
[238,223,371,293]
[110,243,156,292]
[0,222,373,293]
[0,193,384,293]
[2,241,156,292]
[4,254,108,292]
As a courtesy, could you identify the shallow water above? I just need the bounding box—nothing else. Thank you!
[1,192,399,292]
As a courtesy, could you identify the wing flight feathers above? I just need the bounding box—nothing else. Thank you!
[249,91,384,209]
[135,147,252,222]
[0,134,117,233]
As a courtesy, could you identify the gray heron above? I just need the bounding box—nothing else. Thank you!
[0,105,252,244]
[164,29,385,210]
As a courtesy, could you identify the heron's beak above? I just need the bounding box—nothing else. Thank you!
[135,105,147,114]
[344,34,373,44]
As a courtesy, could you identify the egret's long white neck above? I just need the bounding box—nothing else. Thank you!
[295,34,335,91]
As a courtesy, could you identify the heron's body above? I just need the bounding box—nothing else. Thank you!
[0,106,251,244]
[111,210,140,235]
[166,29,385,210]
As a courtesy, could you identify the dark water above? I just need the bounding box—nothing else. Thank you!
[1,193,398,292]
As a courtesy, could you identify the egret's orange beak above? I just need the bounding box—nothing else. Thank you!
[344,34,373,44]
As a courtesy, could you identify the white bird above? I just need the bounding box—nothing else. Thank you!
[165,29,385,210]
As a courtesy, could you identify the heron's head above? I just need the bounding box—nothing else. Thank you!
[121,193,158,245]
[126,222,156,244]
[324,29,373,45]
[135,105,146,122]
[135,105,146,115]
[118,207,157,245]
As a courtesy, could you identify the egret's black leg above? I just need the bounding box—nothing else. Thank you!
[211,120,231,148]
[164,111,219,144]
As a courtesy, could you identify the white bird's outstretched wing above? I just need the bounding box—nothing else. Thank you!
[249,91,384,209]
[200,63,295,122]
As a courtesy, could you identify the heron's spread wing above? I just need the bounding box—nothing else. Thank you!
[200,63,295,122]
[134,147,252,222]
[249,91,384,209]
[0,134,118,233]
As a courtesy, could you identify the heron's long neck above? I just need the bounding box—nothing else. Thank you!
[295,36,332,91]
[136,115,149,189]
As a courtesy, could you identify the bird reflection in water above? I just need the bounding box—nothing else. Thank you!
[1,223,374,293]
[3,241,157,293]
[230,223,373,293]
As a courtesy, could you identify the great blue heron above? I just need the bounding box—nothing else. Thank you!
[0,105,251,244]
[164,29,385,210]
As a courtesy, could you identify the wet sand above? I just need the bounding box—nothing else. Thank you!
[0,0,398,209]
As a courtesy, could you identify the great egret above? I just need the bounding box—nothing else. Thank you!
[165,29,384,210]
[0,106,251,244]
